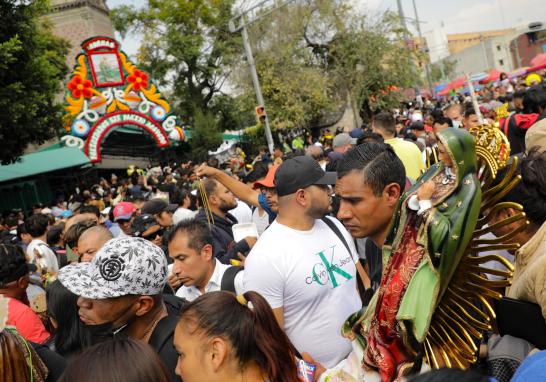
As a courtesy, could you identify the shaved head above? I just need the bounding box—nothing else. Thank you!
[77,226,114,262]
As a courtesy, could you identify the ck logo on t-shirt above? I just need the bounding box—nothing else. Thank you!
[305,245,353,288]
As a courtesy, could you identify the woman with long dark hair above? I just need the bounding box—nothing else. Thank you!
[173,291,300,382]
[59,338,170,382]
[46,280,91,358]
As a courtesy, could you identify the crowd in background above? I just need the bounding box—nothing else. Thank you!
[0,71,546,382]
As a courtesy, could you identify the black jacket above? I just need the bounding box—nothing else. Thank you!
[149,295,188,382]
[194,209,250,264]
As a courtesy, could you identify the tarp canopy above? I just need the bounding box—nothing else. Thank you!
[0,147,91,183]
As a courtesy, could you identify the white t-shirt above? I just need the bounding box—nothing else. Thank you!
[251,207,270,236]
[244,217,361,368]
[229,200,253,224]
[173,208,197,225]
[176,259,244,301]
[26,239,59,273]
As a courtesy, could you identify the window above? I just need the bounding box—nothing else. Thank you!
[497,45,501,51]
[499,59,504,66]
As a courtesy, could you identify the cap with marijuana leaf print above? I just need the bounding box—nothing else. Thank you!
[58,237,167,299]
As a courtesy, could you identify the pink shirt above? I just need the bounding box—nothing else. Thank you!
[6,297,50,344]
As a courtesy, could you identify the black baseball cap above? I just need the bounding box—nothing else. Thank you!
[131,214,160,237]
[274,156,337,197]
[141,198,178,215]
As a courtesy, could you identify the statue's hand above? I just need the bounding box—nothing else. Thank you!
[417,180,436,201]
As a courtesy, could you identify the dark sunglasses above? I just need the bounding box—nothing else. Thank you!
[142,228,164,241]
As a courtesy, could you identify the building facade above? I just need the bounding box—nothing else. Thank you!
[44,0,115,68]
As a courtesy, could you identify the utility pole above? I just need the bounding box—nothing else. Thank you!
[229,0,296,154]
[396,0,421,105]
[480,34,490,69]
[412,0,434,98]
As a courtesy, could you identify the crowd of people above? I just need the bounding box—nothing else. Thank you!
[1,76,546,382]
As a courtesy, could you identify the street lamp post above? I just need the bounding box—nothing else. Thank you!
[238,20,275,154]
[229,0,297,154]
[411,0,434,98]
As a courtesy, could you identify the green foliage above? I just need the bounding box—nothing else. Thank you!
[189,109,223,161]
[234,1,417,126]
[110,0,241,120]
[430,59,457,83]
[0,0,69,164]
[242,123,266,155]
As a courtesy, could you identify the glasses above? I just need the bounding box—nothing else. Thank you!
[143,228,164,241]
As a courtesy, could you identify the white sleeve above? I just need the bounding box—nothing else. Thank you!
[408,195,432,215]
[243,249,284,309]
[408,195,420,211]
[234,270,245,296]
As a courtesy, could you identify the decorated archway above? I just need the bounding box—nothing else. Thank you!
[62,36,185,163]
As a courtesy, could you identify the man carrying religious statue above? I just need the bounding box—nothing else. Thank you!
[313,126,522,382]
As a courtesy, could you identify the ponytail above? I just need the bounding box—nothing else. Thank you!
[178,291,300,382]
[242,291,300,382]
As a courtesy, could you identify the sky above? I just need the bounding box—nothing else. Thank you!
[107,0,546,57]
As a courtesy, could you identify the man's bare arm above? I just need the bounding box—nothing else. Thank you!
[196,164,261,208]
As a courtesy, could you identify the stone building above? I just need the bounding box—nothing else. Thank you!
[44,0,115,68]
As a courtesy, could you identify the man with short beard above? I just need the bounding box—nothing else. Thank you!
[244,156,361,368]
[194,179,257,264]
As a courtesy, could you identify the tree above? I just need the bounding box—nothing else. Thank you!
[189,109,223,161]
[110,0,241,120]
[430,58,457,83]
[233,0,417,127]
[0,0,69,164]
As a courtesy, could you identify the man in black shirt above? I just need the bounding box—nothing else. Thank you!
[58,237,185,382]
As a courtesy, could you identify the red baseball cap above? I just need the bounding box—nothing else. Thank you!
[113,202,136,221]
[253,165,279,189]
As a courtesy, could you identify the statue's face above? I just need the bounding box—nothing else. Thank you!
[438,142,453,168]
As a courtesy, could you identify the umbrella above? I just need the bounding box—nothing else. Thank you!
[437,86,452,96]
[530,53,546,67]
[434,84,447,92]
[526,63,546,74]
[479,69,502,84]
[509,67,529,79]
[450,76,466,89]
[470,72,488,82]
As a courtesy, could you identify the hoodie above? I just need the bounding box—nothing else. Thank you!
[195,209,250,264]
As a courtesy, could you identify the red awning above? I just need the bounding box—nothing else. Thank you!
[530,53,546,67]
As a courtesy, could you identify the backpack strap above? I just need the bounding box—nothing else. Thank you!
[321,217,371,290]
[220,266,244,294]
[148,314,178,353]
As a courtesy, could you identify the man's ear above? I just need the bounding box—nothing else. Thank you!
[201,244,213,261]
[209,194,219,208]
[17,275,29,290]
[134,296,155,317]
[384,183,401,206]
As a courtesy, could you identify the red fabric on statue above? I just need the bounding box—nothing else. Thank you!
[364,213,425,381]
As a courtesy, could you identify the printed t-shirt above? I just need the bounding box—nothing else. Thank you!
[243,216,361,368]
